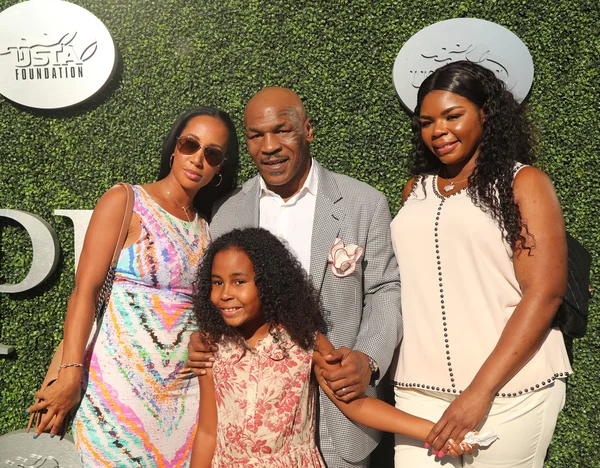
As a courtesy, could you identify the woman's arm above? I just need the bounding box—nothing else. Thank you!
[27,185,133,435]
[190,369,218,468]
[427,167,568,451]
[313,333,433,442]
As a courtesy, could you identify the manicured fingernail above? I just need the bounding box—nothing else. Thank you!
[438,450,445,457]
[33,434,38,439]
[424,442,430,449]
[50,434,55,438]
[25,409,30,414]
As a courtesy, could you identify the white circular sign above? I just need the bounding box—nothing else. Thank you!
[392,18,534,112]
[0,429,81,467]
[0,0,116,109]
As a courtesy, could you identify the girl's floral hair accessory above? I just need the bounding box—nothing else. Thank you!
[328,237,364,278]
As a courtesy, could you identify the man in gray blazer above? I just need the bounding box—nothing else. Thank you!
[188,87,402,467]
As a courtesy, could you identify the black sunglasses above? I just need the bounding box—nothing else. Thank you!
[176,135,226,167]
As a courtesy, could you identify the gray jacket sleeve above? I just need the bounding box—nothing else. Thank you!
[352,194,402,383]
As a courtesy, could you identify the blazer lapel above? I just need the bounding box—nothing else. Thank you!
[238,176,260,227]
[310,162,345,293]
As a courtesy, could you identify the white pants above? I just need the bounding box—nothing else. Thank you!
[394,380,566,468]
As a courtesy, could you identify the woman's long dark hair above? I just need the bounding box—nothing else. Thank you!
[411,61,536,251]
[158,107,239,222]
[193,228,326,351]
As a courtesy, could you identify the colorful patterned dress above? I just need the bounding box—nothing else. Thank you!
[211,329,325,467]
[74,185,208,467]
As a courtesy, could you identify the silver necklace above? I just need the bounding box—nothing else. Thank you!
[162,186,192,222]
[441,169,470,193]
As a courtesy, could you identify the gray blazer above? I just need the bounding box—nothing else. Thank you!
[210,160,403,463]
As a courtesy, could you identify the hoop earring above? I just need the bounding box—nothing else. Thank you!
[169,154,174,168]
[212,173,223,187]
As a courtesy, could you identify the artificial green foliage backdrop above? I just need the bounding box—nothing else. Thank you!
[0,0,598,465]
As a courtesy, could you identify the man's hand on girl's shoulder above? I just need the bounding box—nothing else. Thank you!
[186,331,218,376]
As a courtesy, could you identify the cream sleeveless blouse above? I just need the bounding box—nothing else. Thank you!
[390,169,572,398]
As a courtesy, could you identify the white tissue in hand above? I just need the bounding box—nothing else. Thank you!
[463,431,498,447]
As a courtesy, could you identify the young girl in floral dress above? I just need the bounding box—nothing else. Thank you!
[190,228,485,467]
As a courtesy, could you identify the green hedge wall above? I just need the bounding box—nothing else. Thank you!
[1,0,598,465]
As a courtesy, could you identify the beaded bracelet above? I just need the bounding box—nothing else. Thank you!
[59,362,83,370]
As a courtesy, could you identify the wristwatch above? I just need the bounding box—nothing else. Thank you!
[367,356,380,386]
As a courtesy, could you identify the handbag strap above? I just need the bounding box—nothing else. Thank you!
[93,183,134,322]
[110,183,135,267]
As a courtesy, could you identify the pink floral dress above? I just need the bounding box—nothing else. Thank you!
[211,330,324,467]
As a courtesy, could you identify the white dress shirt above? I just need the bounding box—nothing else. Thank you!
[259,159,318,273]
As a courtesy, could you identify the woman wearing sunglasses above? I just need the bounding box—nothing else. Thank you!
[27,107,239,467]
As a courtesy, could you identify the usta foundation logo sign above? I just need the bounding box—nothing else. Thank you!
[2,31,97,81]
[392,18,534,112]
[0,0,116,109]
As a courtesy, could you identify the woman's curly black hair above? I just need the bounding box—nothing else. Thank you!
[411,61,537,251]
[193,228,326,351]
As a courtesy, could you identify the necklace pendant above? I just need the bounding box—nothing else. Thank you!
[443,182,455,193]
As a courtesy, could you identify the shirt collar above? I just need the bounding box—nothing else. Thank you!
[259,158,319,201]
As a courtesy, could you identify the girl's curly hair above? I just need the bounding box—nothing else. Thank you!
[193,228,326,351]
[410,61,537,251]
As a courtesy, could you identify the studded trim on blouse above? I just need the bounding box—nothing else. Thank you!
[392,371,571,398]
[431,176,464,393]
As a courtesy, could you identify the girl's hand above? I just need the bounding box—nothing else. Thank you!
[426,386,493,453]
[27,372,82,437]
[438,438,478,459]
